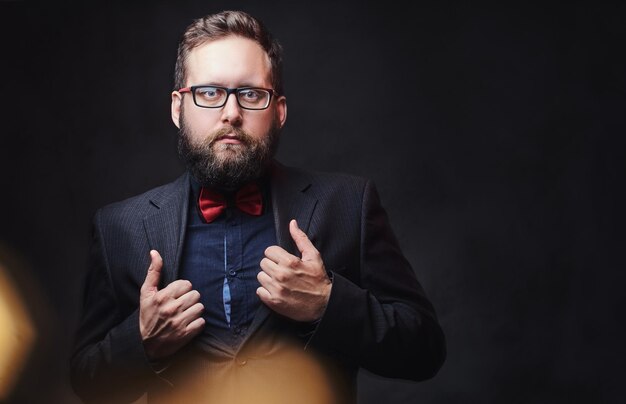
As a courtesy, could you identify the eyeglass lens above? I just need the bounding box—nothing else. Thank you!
[194,87,271,109]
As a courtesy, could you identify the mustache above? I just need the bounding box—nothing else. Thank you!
[209,126,251,145]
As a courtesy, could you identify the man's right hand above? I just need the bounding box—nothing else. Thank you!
[139,250,205,360]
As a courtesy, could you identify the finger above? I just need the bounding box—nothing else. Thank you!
[185,316,206,336]
[160,279,194,299]
[264,246,303,270]
[141,250,163,294]
[289,219,318,260]
[257,270,275,289]
[170,302,204,334]
[264,245,293,264]
[181,302,204,323]
[256,286,273,304]
[260,257,280,277]
[176,289,201,311]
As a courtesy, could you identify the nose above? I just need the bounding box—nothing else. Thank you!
[220,92,243,126]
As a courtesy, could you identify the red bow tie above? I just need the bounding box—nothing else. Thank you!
[198,182,263,223]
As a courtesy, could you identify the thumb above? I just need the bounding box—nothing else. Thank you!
[141,250,163,294]
[289,219,317,260]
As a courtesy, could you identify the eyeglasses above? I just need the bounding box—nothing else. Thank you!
[178,85,276,110]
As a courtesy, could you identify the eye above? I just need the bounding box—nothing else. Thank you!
[196,87,222,99]
[238,89,261,100]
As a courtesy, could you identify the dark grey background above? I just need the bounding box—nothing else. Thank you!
[0,1,624,403]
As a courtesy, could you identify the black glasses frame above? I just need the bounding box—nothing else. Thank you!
[178,85,277,110]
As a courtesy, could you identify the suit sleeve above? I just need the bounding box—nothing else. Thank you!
[306,180,446,380]
[70,210,160,403]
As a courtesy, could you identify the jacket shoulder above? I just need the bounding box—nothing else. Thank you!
[274,163,370,197]
[95,173,188,224]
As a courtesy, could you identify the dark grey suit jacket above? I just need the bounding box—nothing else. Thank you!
[70,162,445,403]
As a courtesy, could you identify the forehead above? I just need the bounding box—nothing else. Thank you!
[185,35,272,87]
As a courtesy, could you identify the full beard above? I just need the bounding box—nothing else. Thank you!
[177,112,280,193]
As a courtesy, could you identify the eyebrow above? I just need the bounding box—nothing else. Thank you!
[193,83,264,88]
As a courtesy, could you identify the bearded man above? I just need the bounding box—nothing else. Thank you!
[70,10,445,404]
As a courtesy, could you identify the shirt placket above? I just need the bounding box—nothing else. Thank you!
[224,208,245,342]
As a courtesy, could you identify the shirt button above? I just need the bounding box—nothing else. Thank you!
[237,358,247,366]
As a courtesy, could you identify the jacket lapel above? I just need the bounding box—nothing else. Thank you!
[142,172,190,287]
[271,165,318,256]
[240,163,318,349]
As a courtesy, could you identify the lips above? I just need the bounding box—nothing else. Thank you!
[210,126,249,146]
[215,135,244,144]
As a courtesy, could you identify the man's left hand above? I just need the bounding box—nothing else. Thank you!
[257,219,332,322]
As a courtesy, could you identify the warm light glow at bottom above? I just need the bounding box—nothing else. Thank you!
[0,262,36,400]
[159,342,335,404]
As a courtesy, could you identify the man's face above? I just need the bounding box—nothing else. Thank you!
[171,35,287,191]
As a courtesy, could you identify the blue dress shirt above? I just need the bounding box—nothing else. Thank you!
[179,178,276,352]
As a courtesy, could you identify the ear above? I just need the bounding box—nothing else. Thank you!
[275,95,287,129]
[171,91,182,128]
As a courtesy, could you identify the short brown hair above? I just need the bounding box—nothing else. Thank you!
[174,10,284,95]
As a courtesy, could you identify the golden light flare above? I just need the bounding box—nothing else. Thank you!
[159,342,335,404]
[0,261,36,400]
